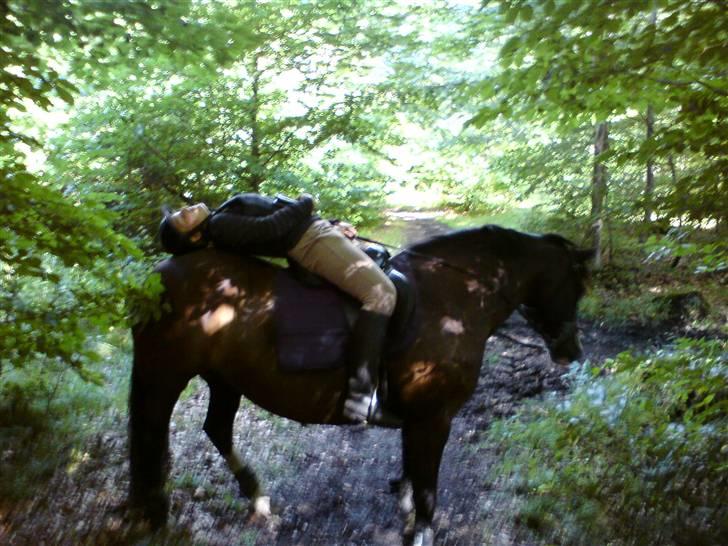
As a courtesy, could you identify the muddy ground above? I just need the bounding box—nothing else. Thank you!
[1,216,671,545]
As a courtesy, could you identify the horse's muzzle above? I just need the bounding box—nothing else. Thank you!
[548,322,583,365]
[556,341,583,364]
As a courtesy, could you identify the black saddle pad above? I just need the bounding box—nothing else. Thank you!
[273,270,352,372]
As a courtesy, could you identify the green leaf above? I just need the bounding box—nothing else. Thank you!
[519,5,534,22]
[501,35,521,59]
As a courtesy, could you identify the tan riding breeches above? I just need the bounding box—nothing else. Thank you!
[288,219,397,316]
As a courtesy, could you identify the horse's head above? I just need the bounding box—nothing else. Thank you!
[519,236,594,365]
[403,226,594,365]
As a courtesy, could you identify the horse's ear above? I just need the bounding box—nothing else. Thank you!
[575,247,597,266]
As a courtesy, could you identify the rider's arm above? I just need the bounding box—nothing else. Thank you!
[207,196,313,249]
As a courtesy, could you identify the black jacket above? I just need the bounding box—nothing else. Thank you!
[206,193,316,257]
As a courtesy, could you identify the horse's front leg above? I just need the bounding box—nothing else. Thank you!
[128,367,190,527]
[401,415,452,546]
[203,376,270,517]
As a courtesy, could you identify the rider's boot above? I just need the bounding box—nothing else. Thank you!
[342,310,402,427]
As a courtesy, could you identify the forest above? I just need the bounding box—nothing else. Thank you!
[1,0,726,544]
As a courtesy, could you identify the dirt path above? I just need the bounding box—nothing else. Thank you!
[1,215,661,546]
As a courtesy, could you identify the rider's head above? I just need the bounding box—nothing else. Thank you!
[159,203,211,255]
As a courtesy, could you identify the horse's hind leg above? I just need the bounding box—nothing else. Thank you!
[401,416,452,546]
[203,376,268,514]
[128,364,189,527]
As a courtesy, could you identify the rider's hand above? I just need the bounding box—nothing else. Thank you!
[335,221,358,240]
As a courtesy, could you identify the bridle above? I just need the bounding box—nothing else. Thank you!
[519,304,579,351]
[359,235,580,347]
[356,235,484,278]
[357,234,523,310]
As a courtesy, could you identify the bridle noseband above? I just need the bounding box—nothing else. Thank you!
[520,304,578,351]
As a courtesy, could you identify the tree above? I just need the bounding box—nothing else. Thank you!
[1,0,250,376]
[51,0,408,242]
[591,122,609,267]
[465,0,727,237]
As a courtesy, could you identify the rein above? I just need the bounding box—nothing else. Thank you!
[356,235,482,278]
[358,234,521,311]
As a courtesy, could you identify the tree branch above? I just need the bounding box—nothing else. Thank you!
[645,76,728,97]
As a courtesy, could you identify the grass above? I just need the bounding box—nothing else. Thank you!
[577,250,727,331]
[173,471,204,491]
[179,376,205,402]
[579,287,670,328]
[365,218,410,249]
[440,207,538,231]
[365,206,538,253]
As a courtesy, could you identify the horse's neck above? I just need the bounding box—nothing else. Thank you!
[408,244,530,328]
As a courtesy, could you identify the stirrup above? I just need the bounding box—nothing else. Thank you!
[344,389,402,428]
[367,390,403,428]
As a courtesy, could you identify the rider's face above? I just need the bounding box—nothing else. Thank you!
[169,203,210,234]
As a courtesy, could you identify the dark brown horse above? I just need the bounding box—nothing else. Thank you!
[129,225,592,545]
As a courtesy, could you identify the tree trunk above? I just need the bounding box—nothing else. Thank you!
[643,103,655,237]
[642,5,658,239]
[591,122,609,269]
[249,54,263,193]
[667,154,681,226]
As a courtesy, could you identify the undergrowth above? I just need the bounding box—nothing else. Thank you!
[579,282,671,328]
[579,262,726,332]
[0,329,131,501]
[488,338,728,546]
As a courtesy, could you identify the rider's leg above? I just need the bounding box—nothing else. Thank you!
[342,308,395,423]
[289,220,398,424]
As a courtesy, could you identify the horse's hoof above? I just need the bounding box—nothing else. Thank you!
[413,526,434,546]
[129,491,168,529]
[247,495,281,529]
[247,495,278,520]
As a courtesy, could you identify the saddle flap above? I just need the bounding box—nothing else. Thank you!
[273,264,418,372]
[274,271,351,371]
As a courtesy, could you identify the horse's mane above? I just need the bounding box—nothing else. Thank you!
[401,224,591,292]
[406,224,576,256]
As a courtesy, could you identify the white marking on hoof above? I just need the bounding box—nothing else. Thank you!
[413,526,434,546]
[253,495,271,517]
[399,480,414,514]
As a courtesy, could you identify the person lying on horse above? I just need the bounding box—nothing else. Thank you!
[159,192,399,426]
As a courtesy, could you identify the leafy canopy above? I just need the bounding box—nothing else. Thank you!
[464,0,727,225]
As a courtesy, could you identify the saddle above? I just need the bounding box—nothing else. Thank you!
[273,244,417,372]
